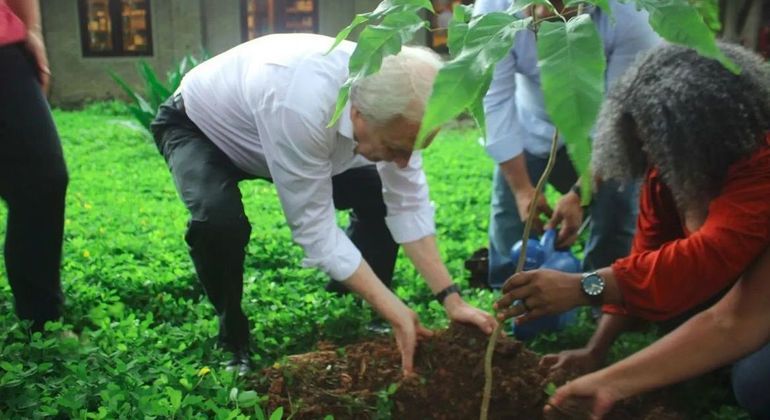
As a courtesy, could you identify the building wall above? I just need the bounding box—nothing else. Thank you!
[201,0,241,55]
[42,0,203,106]
[41,0,429,106]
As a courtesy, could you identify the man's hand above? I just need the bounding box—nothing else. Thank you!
[514,187,553,234]
[546,190,583,248]
[442,294,497,334]
[25,27,50,94]
[494,269,586,322]
[390,307,433,376]
[540,347,604,374]
[546,371,624,420]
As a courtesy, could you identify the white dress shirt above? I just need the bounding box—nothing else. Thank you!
[474,0,661,162]
[179,33,436,281]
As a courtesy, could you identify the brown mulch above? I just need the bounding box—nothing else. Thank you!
[249,323,687,419]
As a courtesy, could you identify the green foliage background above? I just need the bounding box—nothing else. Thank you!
[0,106,749,418]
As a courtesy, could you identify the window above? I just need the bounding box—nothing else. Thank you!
[242,0,318,41]
[428,0,473,53]
[79,0,153,56]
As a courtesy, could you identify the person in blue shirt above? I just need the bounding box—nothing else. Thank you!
[475,0,660,340]
[476,0,658,285]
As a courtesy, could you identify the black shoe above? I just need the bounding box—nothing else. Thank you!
[225,348,254,376]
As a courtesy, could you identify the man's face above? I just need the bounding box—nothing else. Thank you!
[350,107,436,169]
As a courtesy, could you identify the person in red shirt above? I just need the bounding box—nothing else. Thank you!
[0,0,69,332]
[494,42,770,417]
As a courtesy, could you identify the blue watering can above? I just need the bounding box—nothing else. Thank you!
[508,229,580,340]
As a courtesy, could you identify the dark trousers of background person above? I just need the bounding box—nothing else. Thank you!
[151,96,398,353]
[0,43,68,331]
[488,147,640,287]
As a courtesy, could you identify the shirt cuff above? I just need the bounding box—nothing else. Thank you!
[485,136,524,164]
[301,228,362,281]
[385,206,436,243]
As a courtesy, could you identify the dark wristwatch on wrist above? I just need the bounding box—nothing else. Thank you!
[435,283,461,304]
[580,271,605,305]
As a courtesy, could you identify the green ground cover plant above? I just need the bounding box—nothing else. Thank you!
[0,106,748,418]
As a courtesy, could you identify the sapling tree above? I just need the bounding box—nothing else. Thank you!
[328,0,730,418]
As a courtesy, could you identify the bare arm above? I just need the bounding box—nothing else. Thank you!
[549,246,770,417]
[402,235,497,334]
[495,266,624,322]
[499,154,553,233]
[541,313,636,373]
[7,0,41,27]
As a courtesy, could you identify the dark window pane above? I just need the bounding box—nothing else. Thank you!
[84,0,113,52]
[283,0,315,32]
[246,0,275,40]
[243,0,317,40]
[121,0,151,52]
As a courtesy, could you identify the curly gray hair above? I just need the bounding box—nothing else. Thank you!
[350,46,443,126]
[592,42,770,211]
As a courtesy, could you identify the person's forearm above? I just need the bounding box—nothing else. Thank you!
[596,267,624,305]
[7,0,42,31]
[402,235,454,294]
[499,153,533,196]
[343,259,411,326]
[589,262,770,400]
[584,313,636,359]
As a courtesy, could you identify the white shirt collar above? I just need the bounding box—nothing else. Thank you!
[337,101,354,140]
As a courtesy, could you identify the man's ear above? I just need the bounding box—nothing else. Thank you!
[350,106,361,122]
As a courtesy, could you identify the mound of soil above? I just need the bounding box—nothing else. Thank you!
[250,323,686,419]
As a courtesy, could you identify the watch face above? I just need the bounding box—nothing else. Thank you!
[582,274,605,296]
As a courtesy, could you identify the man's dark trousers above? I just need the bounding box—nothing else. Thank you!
[0,44,68,331]
[151,96,398,352]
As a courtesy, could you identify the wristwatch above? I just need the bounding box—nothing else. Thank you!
[435,283,461,304]
[580,271,605,305]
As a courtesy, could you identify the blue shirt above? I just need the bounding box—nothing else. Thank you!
[474,0,661,162]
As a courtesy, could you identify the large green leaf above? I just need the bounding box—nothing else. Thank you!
[447,4,472,57]
[328,11,427,126]
[537,15,605,199]
[635,0,737,72]
[326,0,434,53]
[417,15,531,143]
[467,75,493,135]
[508,0,554,15]
[688,0,720,32]
[348,11,426,74]
[137,61,171,111]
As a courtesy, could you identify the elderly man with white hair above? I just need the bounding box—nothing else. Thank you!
[150,33,497,374]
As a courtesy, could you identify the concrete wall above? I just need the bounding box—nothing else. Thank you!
[41,0,430,106]
[42,0,204,106]
[201,0,241,55]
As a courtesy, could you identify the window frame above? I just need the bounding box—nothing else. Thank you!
[240,0,319,42]
[78,0,154,57]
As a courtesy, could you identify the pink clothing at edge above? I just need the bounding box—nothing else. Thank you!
[0,0,26,47]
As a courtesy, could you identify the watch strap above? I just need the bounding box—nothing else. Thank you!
[435,283,461,304]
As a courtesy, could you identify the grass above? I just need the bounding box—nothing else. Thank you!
[0,103,747,418]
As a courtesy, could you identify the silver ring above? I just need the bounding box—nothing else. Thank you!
[520,299,531,312]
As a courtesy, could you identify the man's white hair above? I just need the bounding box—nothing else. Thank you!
[350,46,443,125]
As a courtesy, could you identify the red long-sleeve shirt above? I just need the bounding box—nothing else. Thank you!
[605,137,770,321]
